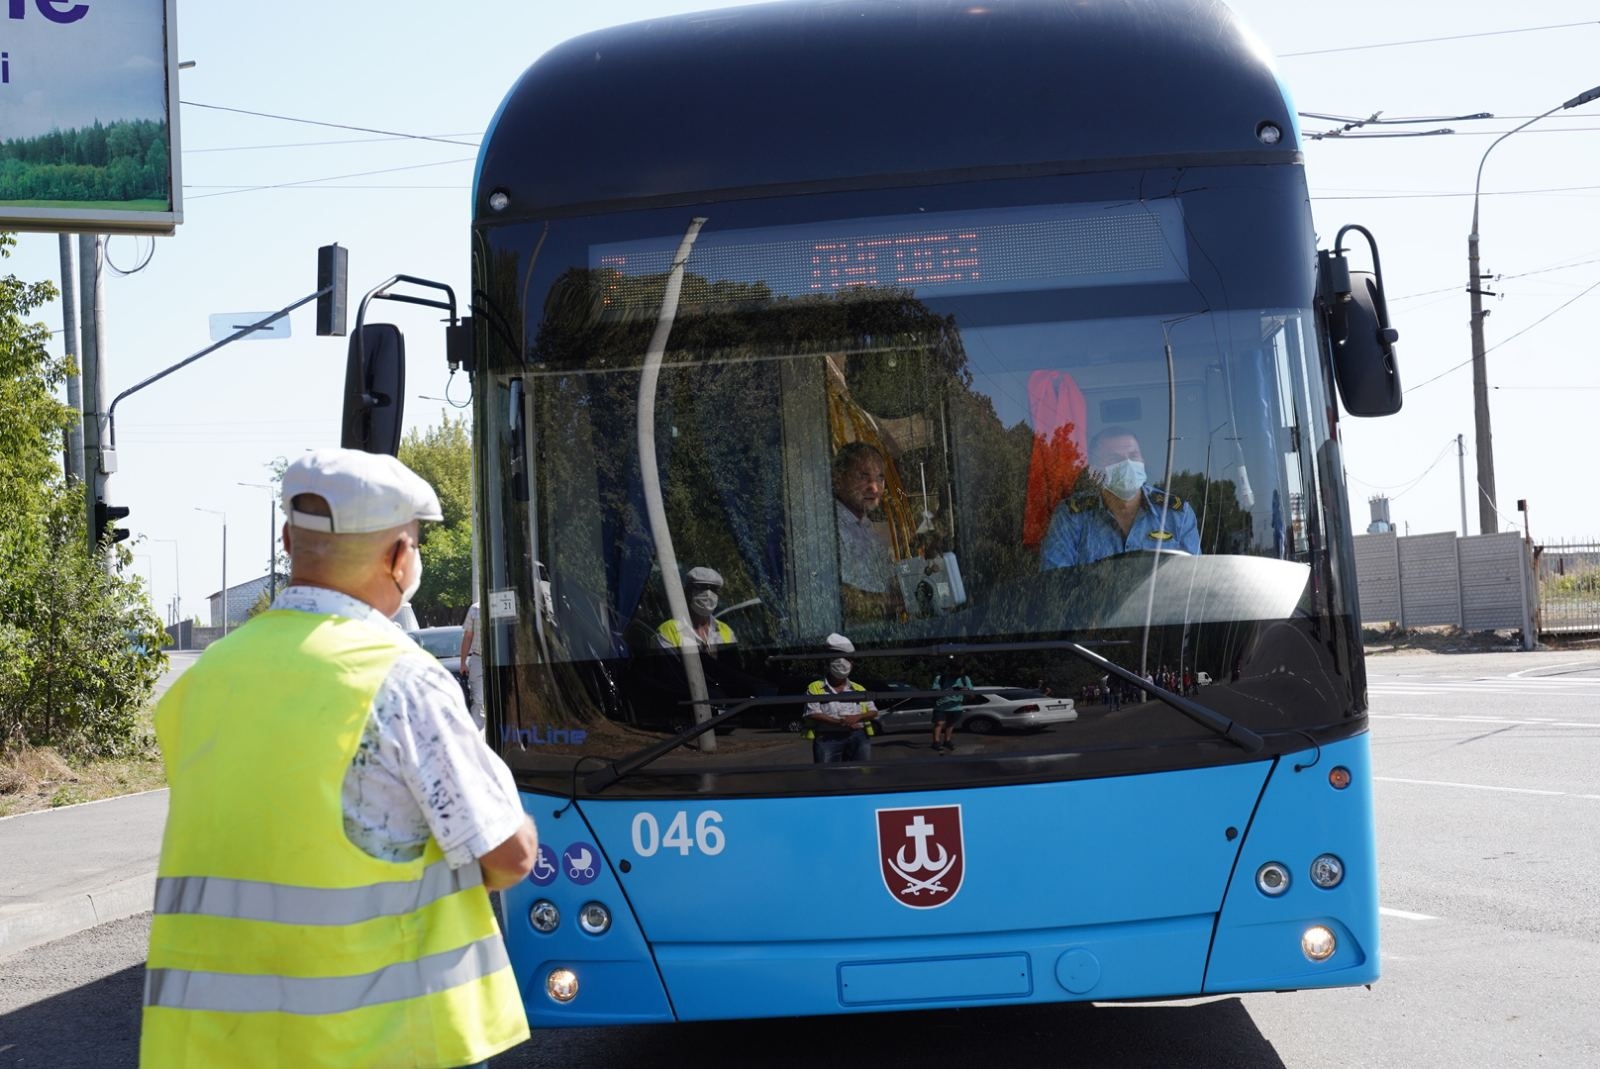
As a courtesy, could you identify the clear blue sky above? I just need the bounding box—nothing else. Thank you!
[5,0,1598,624]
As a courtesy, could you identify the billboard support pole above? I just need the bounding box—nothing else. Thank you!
[78,234,112,566]
[58,234,85,486]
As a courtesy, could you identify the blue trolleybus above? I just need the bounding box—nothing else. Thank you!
[403,0,1405,1028]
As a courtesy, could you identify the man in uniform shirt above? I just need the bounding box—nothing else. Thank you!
[1039,426,1200,569]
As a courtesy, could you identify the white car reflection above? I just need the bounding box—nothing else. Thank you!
[877,685,1078,735]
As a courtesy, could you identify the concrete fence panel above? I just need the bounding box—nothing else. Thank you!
[1459,532,1531,632]
[1353,532,1401,624]
[1397,532,1462,627]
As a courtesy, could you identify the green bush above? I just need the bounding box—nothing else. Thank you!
[0,233,165,758]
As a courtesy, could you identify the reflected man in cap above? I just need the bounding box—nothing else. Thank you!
[141,448,536,1069]
[803,632,880,763]
[656,565,737,653]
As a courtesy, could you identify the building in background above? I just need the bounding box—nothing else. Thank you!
[205,574,272,628]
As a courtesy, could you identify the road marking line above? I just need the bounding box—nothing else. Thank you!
[1380,907,1438,922]
[1377,775,1581,798]
[1370,714,1600,729]
[1508,661,1590,679]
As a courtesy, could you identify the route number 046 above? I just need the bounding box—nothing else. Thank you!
[631,811,726,857]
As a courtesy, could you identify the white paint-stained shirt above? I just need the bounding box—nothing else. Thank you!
[836,499,894,593]
[270,586,525,868]
[804,678,879,724]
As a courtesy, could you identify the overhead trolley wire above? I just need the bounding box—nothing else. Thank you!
[1280,20,1600,58]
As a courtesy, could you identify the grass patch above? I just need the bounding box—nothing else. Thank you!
[0,706,164,818]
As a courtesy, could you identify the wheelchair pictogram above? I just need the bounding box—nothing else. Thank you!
[527,844,558,887]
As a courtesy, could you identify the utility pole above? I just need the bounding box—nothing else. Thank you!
[238,481,279,603]
[1456,433,1468,538]
[79,234,110,560]
[1466,226,1496,536]
[58,235,85,485]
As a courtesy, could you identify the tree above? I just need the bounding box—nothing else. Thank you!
[398,415,473,626]
[0,233,165,758]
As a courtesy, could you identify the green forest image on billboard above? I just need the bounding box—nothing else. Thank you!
[1,119,171,210]
[1,0,175,217]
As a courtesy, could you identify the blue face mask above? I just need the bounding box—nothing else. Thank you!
[1101,459,1146,500]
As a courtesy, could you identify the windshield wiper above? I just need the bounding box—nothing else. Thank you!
[774,637,1264,754]
[584,636,1262,795]
[583,694,782,794]
[1050,640,1263,753]
[583,685,961,794]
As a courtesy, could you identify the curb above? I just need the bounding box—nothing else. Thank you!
[0,871,156,962]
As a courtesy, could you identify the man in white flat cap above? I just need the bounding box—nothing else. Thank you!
[655,565,737,653]
[142,448,536,1069]
[802,632,879,763]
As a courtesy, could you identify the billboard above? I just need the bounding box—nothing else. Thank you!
[0,0,182,235]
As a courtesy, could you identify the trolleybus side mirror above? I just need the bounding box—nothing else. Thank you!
[1318,224,1401,417]
[341,322,407,456]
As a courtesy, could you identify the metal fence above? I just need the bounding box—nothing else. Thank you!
[1536,539,1600,635]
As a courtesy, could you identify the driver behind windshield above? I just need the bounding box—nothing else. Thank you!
[1039,426,1199,569]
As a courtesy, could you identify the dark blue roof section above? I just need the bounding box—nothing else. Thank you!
[475,0,1296,219]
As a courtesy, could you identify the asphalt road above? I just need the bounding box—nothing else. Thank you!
[3,649,1596,1068]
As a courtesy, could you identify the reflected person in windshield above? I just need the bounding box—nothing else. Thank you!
[803,633,880,763]
[833,442,904,622]
[655,566,737,654]
[1039,426,1199,569]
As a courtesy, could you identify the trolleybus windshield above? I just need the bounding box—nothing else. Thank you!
[476,166,1365,796]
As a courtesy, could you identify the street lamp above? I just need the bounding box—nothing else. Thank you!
[1467,83,1600,535]
[238,481,280,604]
[195,507,227,634]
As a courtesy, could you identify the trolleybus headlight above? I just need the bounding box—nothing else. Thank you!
[1301,925,1337,962]
[578,901,612,935]
[546,968,579,1002]
[529,899,560,933]
[488,190,511,212]
[1309,853,1345,889]
[1256,121,1282,145]
[1255,861,1291,896]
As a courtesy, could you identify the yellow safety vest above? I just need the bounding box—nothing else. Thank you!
[656,617,735,647]
[141,609,528,1069]
[803,678,877,739]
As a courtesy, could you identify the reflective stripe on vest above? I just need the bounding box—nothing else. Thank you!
[153,857,481,927]
[144,933,509,1016]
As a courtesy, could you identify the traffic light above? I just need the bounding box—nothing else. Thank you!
[94,499,131,546]
[316,243,349,337]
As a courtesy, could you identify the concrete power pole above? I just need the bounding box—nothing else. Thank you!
[58,236,85,485]
[78,234,112,563]
[1466,230,1497,535]
[1456,433,1468,538]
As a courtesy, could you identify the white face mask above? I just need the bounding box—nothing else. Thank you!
[828,658,852,678]
[1101,458,1146,500]
[691,589,719,617]
[394,540,423,605]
